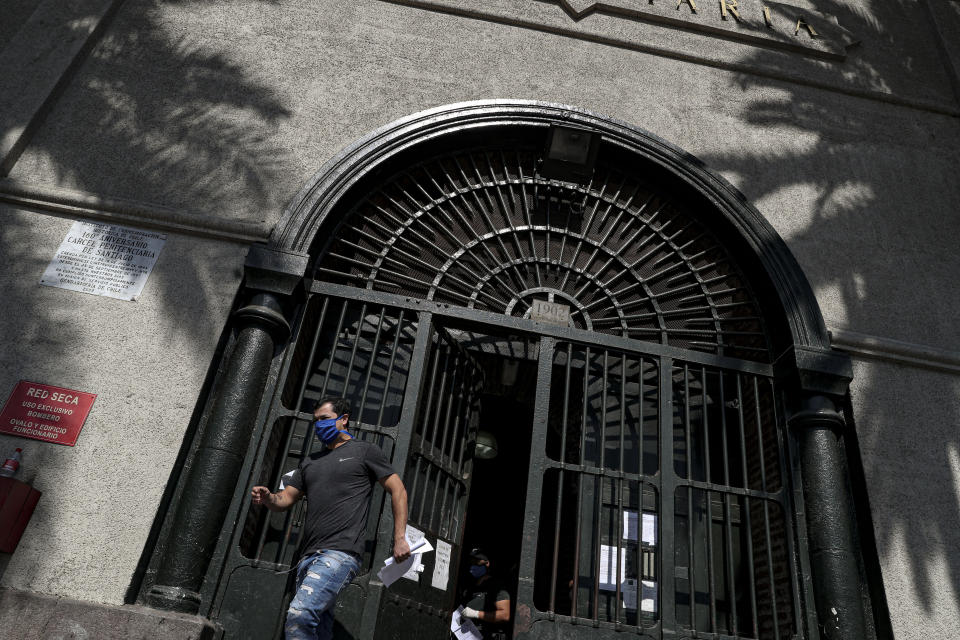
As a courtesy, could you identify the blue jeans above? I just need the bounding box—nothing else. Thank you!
[285,549,360,640]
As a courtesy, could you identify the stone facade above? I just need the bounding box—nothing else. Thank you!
[1,0,959,638]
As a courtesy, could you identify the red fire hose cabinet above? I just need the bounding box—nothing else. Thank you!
[0,478,41,553]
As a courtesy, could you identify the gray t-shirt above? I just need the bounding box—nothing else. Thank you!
[287,438,395,558]
[463,578,511,639]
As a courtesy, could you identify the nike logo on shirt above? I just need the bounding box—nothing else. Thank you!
[339,457,354,462]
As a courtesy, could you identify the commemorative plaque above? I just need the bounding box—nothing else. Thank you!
[40,221,166,301]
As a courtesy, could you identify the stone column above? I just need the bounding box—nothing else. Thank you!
[147,246,308,613]
[790,394,868,640]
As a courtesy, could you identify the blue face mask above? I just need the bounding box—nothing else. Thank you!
[469,565,487,579]
[314,414,349,444]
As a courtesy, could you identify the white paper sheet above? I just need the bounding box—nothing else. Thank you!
[599,544,627,590]
[432,539,452,590]
[450,606,482,640]
[377,537,434,587]
[640,580,658,613]
[402,525,426,581]
[642,513,656,545]
[623,511,638,541]
[618,578,657,612]
[623,510,657,546]
[278,469,296,490]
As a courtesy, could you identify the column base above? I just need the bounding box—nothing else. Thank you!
[146,584,203,613]
[0,587,221,639]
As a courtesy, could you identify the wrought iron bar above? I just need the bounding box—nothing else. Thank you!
[456,155,530,292]
[375,309,407,428]
[567,175,628,296]
[559,177,609,292]
[549,343,574,613]
[340,303,368,395]
[719,372,739,635]
[736,375,760,637]
[683,365,696,630]
[407,339,443,511]
[572,345,589,620]
[702,368,718,634]
[754,376,781,640]
[510,150,543,288]
[355,308,386,422]
[484,152,531,284]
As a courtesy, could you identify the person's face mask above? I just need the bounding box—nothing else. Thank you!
[469,564,487,579]
[314,414,348,444]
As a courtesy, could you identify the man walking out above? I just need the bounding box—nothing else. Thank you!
[251,397,411,639]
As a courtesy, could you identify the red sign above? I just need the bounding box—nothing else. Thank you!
[0,381,96,446]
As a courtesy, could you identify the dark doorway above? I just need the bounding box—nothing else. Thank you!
[448,329,539,638]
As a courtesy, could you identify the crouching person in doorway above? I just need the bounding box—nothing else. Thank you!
[251,397,411,640]
[457,548,511,640]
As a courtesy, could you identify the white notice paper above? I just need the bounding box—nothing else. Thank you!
[41,221,166,301]
[278,469,296,490]
[432,539,452,590]
[619,579,658,613]
[623,511,638,541]
[642,513,656,546]
[599,544,627,590]
[623,510,657,546]
[378,537,434,588]
[451,606,482,640]
[641,580,658,613]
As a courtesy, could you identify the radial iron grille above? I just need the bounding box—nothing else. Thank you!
[315,144,771,362]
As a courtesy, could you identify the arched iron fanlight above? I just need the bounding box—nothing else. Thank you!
[314,141,771,362]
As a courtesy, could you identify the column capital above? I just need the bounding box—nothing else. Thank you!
[775,345,852,398]
[243,244,309,297]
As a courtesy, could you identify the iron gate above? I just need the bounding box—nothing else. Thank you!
[209,281,812,640]
[516,337,809,640]
[211,284,487,639]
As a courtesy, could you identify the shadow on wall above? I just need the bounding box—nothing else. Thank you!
[697,0,960,634]
[0,0,292,386]
[8,0,292,216]
[0,0,291,587]
[2,0,959,631]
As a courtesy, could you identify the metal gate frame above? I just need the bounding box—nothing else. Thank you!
[202,284,440,639]
[202,280,818,639]
[514,336,817,640]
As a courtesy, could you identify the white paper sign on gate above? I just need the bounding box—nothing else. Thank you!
[599,544,627,590]
[432,539,452,590]
[623,510,657,545]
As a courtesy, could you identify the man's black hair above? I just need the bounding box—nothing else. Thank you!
[314,396,351,418]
